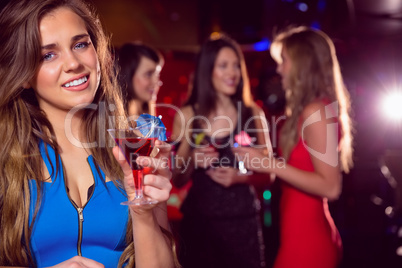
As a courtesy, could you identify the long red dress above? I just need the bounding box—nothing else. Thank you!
[274,120,343,268]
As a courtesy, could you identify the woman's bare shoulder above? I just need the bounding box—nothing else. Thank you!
[174,105,195,122]
[301,100,327,119]
[250,104,265,117]
[172,105,195,139]
[181,105,194,117]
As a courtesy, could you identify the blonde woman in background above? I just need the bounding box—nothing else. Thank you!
[235,26,353,268]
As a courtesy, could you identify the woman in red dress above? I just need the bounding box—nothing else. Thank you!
[234,26,353,268]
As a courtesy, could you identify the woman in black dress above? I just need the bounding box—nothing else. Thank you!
[171,33,272,268]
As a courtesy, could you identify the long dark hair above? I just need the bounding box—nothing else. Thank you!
[185,33,253,118]
[116,42,163,115]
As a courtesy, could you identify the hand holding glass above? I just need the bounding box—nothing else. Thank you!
[108,126,165,205]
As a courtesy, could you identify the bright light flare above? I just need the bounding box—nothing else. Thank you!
[381,91,402,121]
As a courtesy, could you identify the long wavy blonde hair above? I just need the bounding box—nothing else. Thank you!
[0,1,180,267]
[270,26,353,173]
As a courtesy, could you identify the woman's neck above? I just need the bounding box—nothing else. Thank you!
[46,108,86,151]
[215,92,232,107]
[213,92,236,116]
[127,99,146,117]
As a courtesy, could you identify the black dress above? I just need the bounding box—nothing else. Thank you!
[178,108,266,268]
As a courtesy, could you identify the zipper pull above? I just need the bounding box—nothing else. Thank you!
[77,207,84,222]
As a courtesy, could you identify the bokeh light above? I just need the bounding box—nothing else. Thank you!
[381,91,402,121]
[263,190,272,200]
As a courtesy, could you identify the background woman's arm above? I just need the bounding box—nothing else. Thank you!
[244,105,275,187]
[171,106,195,188]
[236,102,342,200]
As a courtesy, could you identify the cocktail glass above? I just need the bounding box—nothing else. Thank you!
[234,131,254,176]
[108,126,165,205]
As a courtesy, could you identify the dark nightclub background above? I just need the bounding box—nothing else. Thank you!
[3,0,400,266]
[93,0,402,267]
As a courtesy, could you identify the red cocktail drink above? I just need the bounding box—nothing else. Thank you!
[108,127,164,206]
[114,137,156,191]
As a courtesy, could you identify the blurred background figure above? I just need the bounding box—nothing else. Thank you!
[171,33,272,268]
[115,42,164,117]
[269,26,353,268]
[235,25,353,268]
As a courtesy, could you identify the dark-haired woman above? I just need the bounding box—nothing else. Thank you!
[116,42,164,117]
[172,33,272,268]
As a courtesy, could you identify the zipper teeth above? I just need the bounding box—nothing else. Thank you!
[77,207,84,256]
[61,166,82,256]
[61,157,97,257]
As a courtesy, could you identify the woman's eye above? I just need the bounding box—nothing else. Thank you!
[43,52,55,61]
[75,42,89,50]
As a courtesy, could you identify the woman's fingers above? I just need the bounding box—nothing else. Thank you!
[192,147,219,169]
[136,149,172,202]
[112,146,136,191]
[137,156,171,178]
[112,145,172,208]
[142,174,172,202]
[153,140,171,158]
[52,256,105,268]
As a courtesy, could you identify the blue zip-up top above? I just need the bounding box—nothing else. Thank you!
[29,141,129,267]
